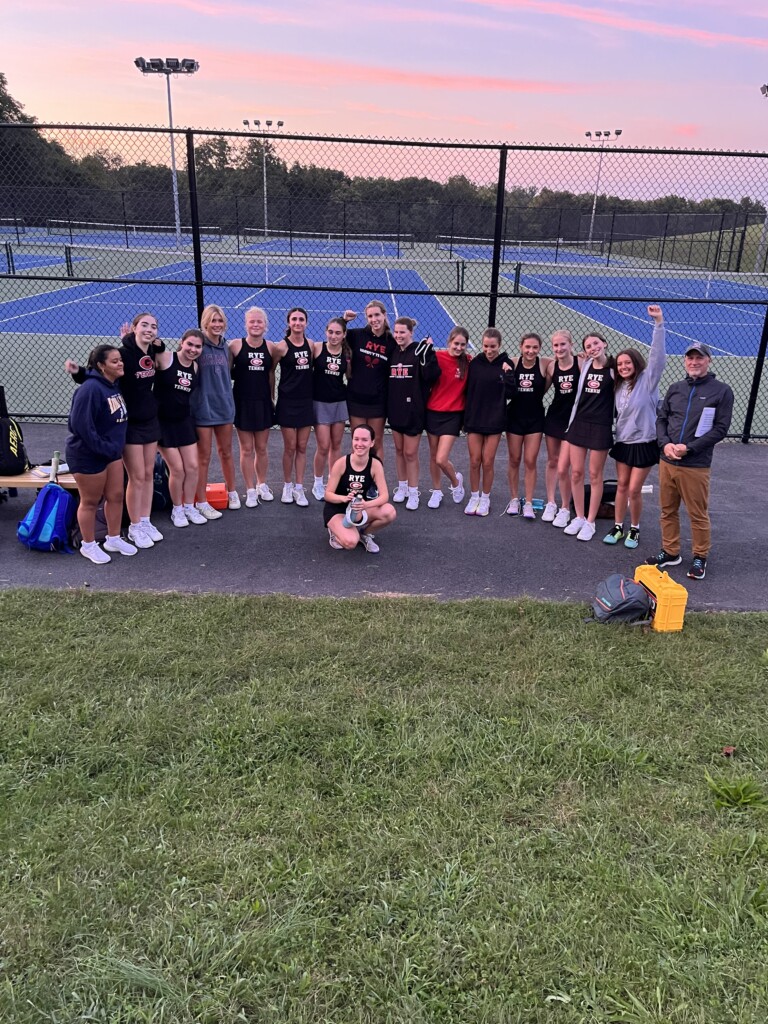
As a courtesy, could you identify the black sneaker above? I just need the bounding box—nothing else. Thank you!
[687,556,707,580]
[646,549,681,568]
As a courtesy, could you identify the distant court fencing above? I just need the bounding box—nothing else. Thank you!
[1,122,767,438]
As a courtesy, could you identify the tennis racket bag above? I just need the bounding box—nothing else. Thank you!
[0,386,30,476]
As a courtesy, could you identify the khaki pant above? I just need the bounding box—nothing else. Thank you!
[659,461,712,558]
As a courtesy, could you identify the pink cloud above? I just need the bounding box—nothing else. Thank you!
[118,0,315,22]
[461,0,768,49]
[346,102,506,131]
[198,48,592,95]
[672,123,701,138]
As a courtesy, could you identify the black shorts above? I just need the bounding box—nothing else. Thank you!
[347,398,386,420]
[159,417,198,449]
[389,423,424,438]
[235,399,273,433]
[125,416,161,445]
[544,412,570,441]
[426,410,462,437]
[506,409,546,436]
[275,398,314,429]
[610,440,659,469]
[322,501,346,526]
[565,418,613,452]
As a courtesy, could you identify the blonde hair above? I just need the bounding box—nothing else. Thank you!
[200,304,227,338]
[365,300,390,332]
[551,329,573,347]
[244,306,269,332]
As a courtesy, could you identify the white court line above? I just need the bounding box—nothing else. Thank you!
[384,266,399,319]
[233,273,287,309]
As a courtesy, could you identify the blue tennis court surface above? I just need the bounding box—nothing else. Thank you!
[0,256,457,345]
[509,267,768,357]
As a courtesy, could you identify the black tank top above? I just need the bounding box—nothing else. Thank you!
[547,360,578,425]
[232,338,272,404]
[575,362,614,425]
[278,338,313,401]
[324,453,380,517]
[313,344,347,403]
[154,353,198,420]
[508,357,546,408]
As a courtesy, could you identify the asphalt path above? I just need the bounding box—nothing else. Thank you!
[1,422,766,611]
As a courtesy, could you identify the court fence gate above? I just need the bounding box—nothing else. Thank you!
[1,122,767,440]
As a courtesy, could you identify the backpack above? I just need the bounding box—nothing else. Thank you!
[152,453,171,512]
[0,386,30,475]
[590,573,651,625]
[17,482,76,552]
[582,479,618,520]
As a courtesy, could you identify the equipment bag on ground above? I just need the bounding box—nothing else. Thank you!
[0,385,30,475]
[590,573,652,625]
[17,482,76,552]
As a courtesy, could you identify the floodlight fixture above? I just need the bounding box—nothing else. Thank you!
[584,128,624,245]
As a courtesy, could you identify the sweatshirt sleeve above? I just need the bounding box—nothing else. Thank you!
[645,324,667,393]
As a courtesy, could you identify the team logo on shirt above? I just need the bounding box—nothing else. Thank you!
[136,354,155,379]
[248,353,264,370]
[176,371,192,391]
[326,355,341,375]
[559,376,574,392]
[391,363,413,379]
[586,373,602,392]
[519,374,534,390]
[296,352,309,368]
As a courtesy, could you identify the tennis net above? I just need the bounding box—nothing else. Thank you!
[509,260,768,301]
[63,243,465,292]
[0,217,26,235]
[435,235,605,262]
[47,220,222,242]
[240,228,415,255]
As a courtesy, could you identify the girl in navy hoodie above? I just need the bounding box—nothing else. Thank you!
[66,345,136,564]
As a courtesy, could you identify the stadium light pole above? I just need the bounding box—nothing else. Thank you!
[755,85,768,272]
[244,118,284,236]
[585,129,622,246]
[134,58,199,247]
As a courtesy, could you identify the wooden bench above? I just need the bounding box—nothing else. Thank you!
[0,470,79,492]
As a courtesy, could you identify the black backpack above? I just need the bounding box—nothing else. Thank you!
[590,573,651,625]
[0,386,30,475]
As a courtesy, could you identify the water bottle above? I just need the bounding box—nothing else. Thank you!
[342,496,368,529]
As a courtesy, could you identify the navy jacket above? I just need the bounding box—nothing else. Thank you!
[66,370,128,470]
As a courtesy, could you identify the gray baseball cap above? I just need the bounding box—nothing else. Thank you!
[685,343,712,358]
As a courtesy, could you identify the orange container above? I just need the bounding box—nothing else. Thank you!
[634,565,688,632]
[206,482,228,510]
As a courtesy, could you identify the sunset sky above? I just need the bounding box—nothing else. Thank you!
[4,0,768,152]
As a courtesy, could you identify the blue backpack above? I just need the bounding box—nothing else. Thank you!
[17,482,76,553]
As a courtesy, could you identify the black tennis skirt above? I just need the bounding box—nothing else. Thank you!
[235,398,274,433]
[159,417,198,449]
[426,409,463,437]
[275,397,314,429]
[565,418,613,452]
[125,415,161,445]
[609,440,659,469]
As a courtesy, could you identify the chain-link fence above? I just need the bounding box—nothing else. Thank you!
[1,123,767,438]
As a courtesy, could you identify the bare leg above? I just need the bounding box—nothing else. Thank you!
[480,434,502,494]
[213,423,236,492]
[522,432,543,504]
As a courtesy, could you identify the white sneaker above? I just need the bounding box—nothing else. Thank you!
[257,483,274,502]
[245,488,259,508]
[464,495,480,516]
[184,505,208,525]
[141,519,164,542]
[450,472,465,503]
[312,480,325,500]
[505,498,520,516]
[359,532,380,553]
[392,484,408,503]
[406,489,420,511]
[171,507,189,528]
[328,528,343,550]
[477,495,490,517]
[523,502,536,520]
[195,501,222,520]
[563,515,586,536]
[576,520,596,542]
[293,485,309,507]
[552,507,571,529]
[427,489,443,509]
[104,534,138,556]
[281,483,294,504]
[228,490,241,510]
[128,523,154,549]
[541,501,558,523]
[80,542,111,564]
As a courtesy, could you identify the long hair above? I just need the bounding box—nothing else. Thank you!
[614,348,647,391]
[447,325,470,380]
[582,332,613,371]
[326,317,352,371]
[365,299,390,334]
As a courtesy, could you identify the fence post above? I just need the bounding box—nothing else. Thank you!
[606,210,616,266]
[658,213,670,268]
[396,202,401,259]
[741,306,768,443]
[185,130,205,324]
[488,145,508,327]
[121,191,130,249]
[735,208,749,272]
[235,195,241,255]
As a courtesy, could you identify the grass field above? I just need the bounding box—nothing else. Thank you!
[2,590,768,1023]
